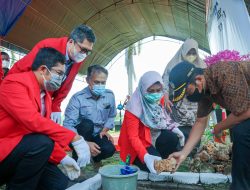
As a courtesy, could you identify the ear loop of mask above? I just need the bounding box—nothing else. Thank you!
[41,66,48,81]
[41,66,53,83]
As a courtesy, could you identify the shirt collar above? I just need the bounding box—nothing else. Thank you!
[40,90,46,98]
[65,48,69,62]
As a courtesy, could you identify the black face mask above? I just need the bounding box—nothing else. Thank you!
[186,88,204,102]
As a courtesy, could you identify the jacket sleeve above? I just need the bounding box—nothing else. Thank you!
[8,40,47,75]
[124,111,148,162]
[49,142,67,165]
[0,79,76,147]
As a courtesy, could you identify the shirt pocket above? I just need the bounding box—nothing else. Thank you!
[100,103,111,120]
[80,104,93,118]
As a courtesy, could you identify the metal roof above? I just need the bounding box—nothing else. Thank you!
[3,0,249,73]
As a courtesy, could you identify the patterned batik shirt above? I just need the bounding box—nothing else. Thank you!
[197,61,250,118]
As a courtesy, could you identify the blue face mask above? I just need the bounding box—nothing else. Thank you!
[92,84,106,96]
[144,92,163,104]
[42,67,64,91]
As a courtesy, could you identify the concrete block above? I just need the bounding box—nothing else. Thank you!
[227,175,232,183]
[67,174,101,190]
[149,172,173,182]
[172,172,199,184]
[66,183,83,190]
[138,170,149,181]
[200,173,228,184]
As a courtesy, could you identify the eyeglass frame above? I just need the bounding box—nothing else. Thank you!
[44,65,66,80]
[74,41,92,56]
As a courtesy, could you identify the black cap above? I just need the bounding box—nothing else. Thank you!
[169,61,199,102]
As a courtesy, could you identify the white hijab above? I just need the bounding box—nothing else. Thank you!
[126,71,179,130]
[162,38,206,92]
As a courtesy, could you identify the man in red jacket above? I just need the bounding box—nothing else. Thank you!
[0,47,91,190]
[8,24,96,124]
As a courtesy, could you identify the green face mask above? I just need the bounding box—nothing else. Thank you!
[144,92,163,104]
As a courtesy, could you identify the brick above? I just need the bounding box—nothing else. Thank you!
[138,170,149,181]
[149,172,173,182]
[227,175,232,183]
[66,183,82,190]
[200,173,228,184]
[67,174,101,190]
[173,172,199,184]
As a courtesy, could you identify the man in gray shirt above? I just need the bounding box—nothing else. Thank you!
[64,65,116,163]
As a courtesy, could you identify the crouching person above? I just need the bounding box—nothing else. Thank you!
[0,47,91,190]
[118,71,182,174]
[64,65,116,165]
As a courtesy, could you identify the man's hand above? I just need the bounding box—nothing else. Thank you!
[212,124,226,144]
[60,155,80,180]
[87,141,101,157]
[168,151,187,172]
[164,93,173,113]
[72,136,91,167]
[50,112,62,124]
[100,130,114,144]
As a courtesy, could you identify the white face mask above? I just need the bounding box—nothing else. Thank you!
[2,60,10,68]
[184,55,197,63]
[72,45,87,63]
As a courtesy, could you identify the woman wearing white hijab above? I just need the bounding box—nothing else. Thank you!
[118,71,184,174]
[162,39,206,145]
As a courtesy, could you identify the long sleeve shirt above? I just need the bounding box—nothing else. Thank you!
[197,61,250,118]
[63,87,117,134]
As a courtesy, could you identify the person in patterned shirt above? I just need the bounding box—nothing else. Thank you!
[168,61,250,190]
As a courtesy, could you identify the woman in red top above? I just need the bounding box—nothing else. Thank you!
[119,71,184,173]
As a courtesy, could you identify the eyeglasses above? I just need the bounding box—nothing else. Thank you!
[75,41,92,56]
[45,66,66,79]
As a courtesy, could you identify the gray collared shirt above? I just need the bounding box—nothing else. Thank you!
[63,52,73,81]
[63,87,117,134]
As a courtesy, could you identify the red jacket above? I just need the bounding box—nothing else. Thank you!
[0,53,3,84]
[118,111,152,164]
[8,37,85,112]
[0,71,76,164]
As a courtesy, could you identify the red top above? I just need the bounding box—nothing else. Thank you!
[0,71,76,164]
[118,111,152,164]
[8,37,85,112]
[0,52,3,84]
